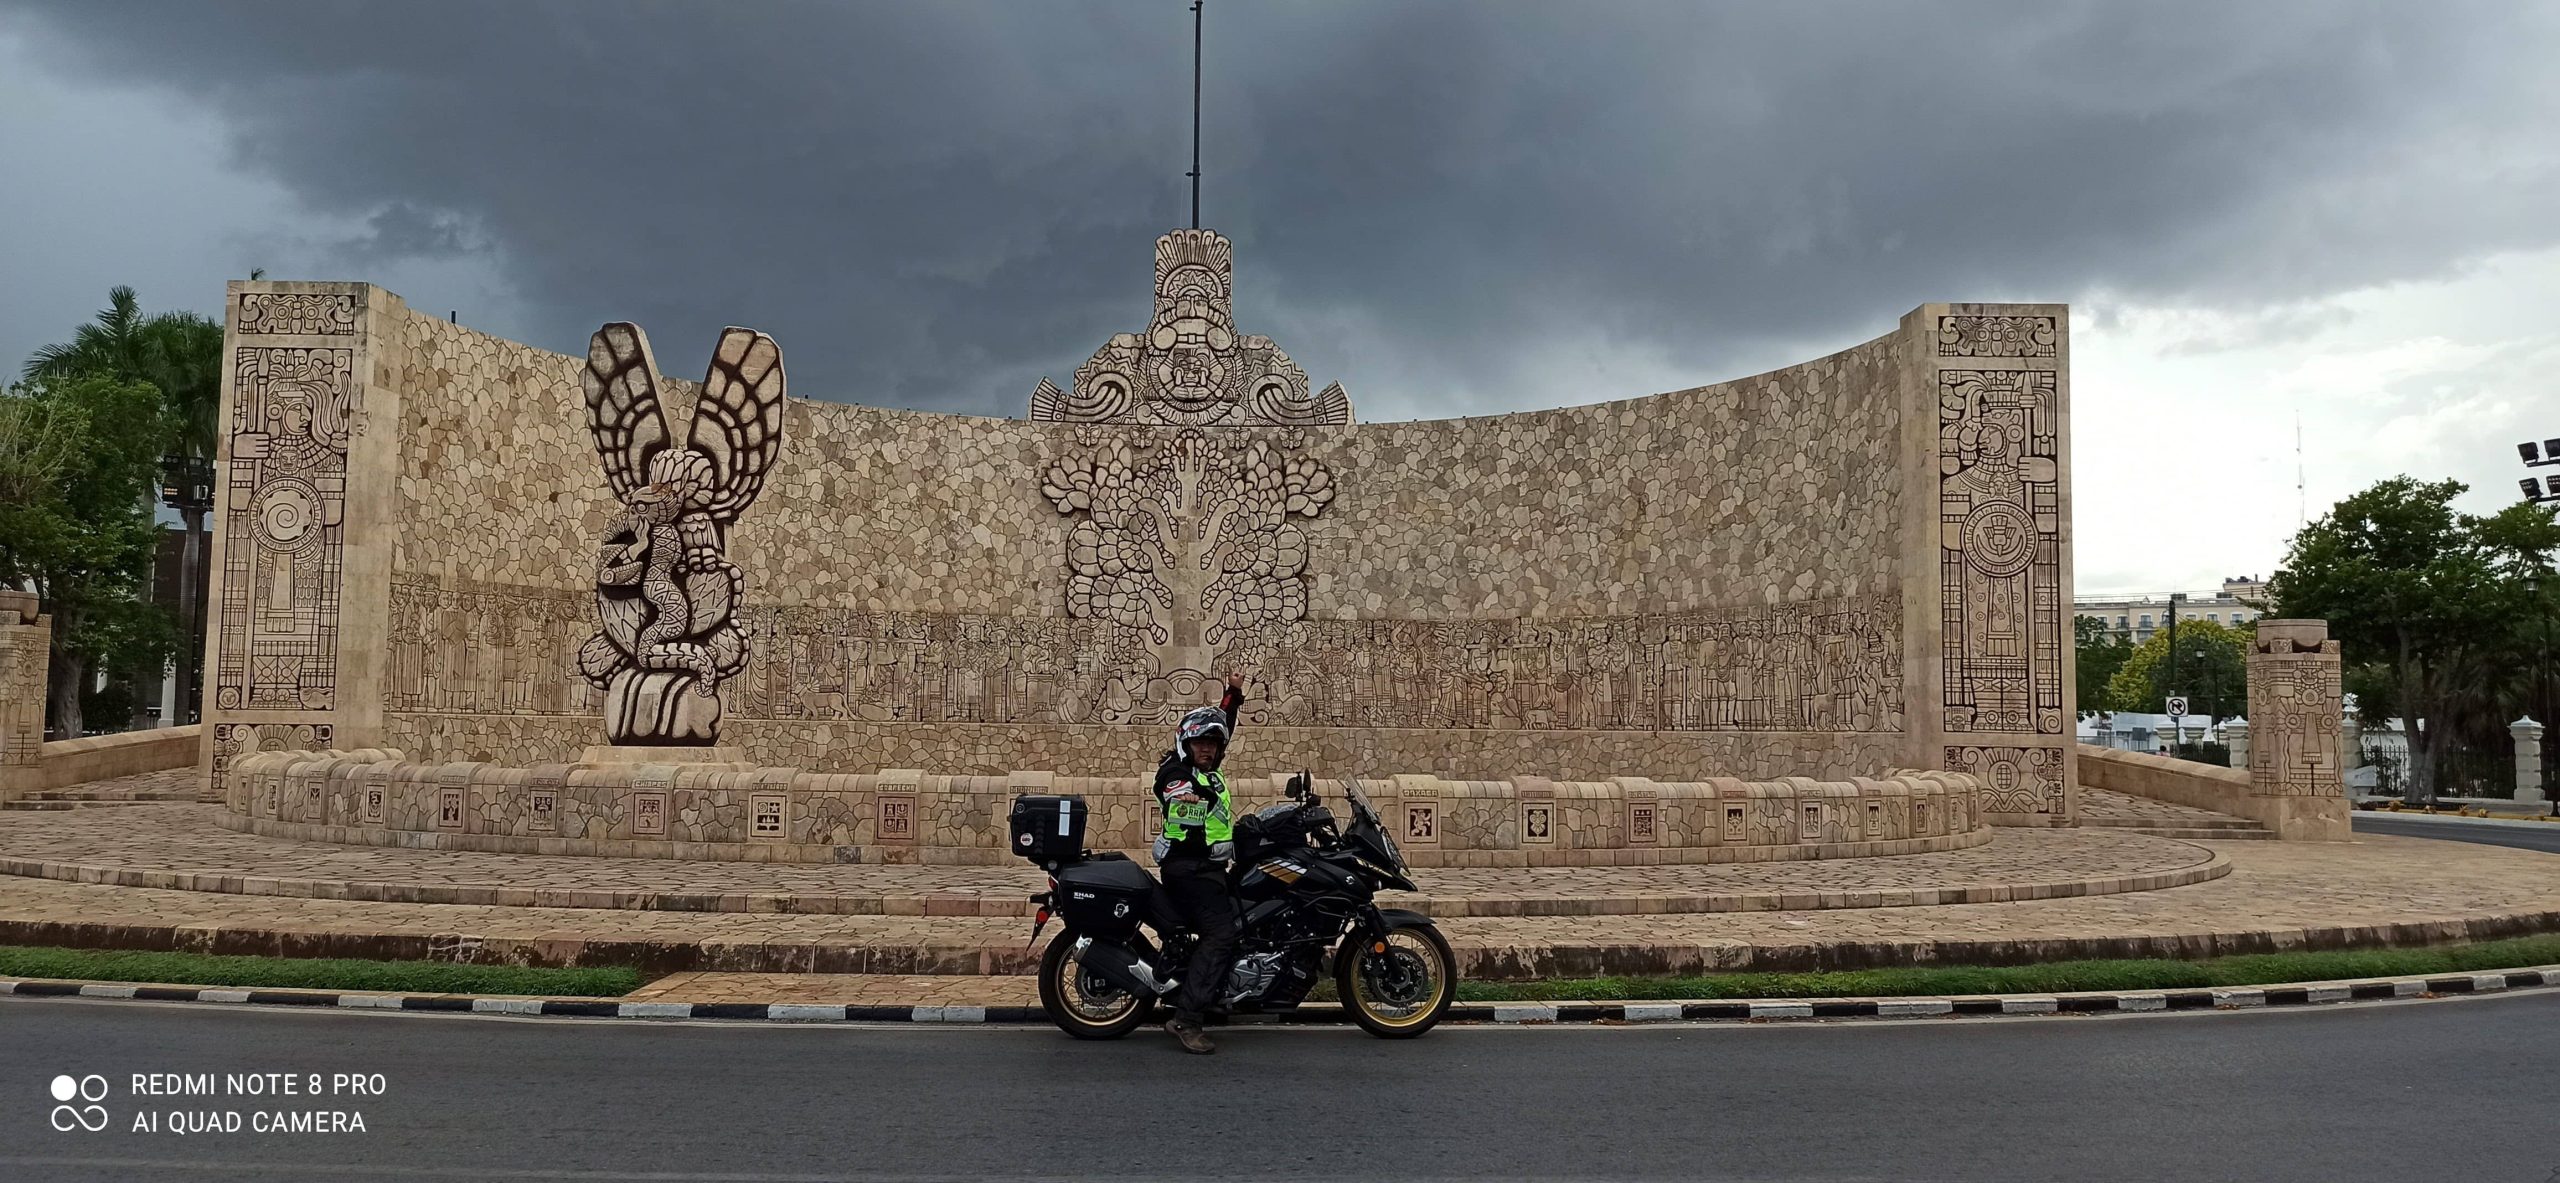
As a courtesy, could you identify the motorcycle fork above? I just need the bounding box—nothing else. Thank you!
[1336,904,1391,972]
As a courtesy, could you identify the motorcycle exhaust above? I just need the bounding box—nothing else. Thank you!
[1074,936,1178,998]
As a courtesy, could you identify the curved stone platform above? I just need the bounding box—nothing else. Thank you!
[221,751,1991,867]
[0,829,2548,978]
[0,804,2218,918]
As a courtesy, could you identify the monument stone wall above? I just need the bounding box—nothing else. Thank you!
[196,276,2075,824]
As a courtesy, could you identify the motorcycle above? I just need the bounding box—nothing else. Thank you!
[1009,772,1458,1039]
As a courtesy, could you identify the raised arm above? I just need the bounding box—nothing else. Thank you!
[1220,671,1246,733]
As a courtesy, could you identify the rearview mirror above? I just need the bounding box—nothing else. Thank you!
[1285,771,1311,800]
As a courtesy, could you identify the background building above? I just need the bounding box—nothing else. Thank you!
[2076,576,2267,644]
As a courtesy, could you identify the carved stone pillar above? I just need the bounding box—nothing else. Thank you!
[1903,304,2075,826]
[2243,619,2351,839]
[198,282,394,798]
[2514,717,2546,805]
[0,590,51,798]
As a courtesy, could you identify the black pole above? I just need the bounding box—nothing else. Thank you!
[1189,0,1202,229]
[2542,577,2556,817]
[2166,593,2183,756]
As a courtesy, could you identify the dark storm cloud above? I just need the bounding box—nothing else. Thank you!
[5,0,2555,416]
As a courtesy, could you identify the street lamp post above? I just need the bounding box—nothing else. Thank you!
[2518,440,2560,814]
[157,453,215,728]
[2532,573,2557,818]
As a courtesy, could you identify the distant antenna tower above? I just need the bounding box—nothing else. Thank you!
[2304,414,2324,530]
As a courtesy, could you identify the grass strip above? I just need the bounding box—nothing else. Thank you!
[0,945,642,997]
[1454,934,2560,1002]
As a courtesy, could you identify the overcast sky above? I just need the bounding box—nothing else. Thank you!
[3,0,2555,596]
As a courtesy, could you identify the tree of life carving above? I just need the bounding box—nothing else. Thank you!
[575,322,785,746]
[1041,430,1333,675]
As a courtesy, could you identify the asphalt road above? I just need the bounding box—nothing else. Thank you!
[5,992,2559,1183]
[2353,812,2560,854]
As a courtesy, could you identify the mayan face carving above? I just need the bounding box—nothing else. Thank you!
[1031,229,1353,427]
[575,323,786,745]
[2247,621,2344,798]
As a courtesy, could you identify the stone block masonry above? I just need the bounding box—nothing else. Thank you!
[196,271,2072,818]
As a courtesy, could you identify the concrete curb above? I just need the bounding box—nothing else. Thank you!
[6,965,2554,1026]
[2356,811,2560,833]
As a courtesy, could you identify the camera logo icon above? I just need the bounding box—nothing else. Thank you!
[49,1074,109,1132]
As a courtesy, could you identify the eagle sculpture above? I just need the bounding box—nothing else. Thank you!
[574,322,785,746]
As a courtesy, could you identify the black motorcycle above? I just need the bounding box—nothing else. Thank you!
[1008,773,1458,1039]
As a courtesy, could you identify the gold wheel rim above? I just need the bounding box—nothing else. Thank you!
[1351,930,1448,1028]
[1055,951,1140,1025]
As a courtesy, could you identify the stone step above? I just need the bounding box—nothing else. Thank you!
[2082,816,2267,832]
[2,801,161,812]
[2094,825,2275,841]
[23,790,197,803]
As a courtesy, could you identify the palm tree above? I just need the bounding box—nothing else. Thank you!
[24,286,225,727]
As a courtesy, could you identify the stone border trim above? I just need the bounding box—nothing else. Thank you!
[5,966,2552,1026]
[0,845,2227,918]
[6,903,2554,980]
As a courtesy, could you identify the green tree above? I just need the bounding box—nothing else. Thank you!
[0,375,179,738]
[2101,617,2252,722]
[23,286,223,724]
[2270,477,2560,802]
[2074,614,2132,717]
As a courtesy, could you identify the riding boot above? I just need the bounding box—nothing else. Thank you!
[1165,1013,1216,1054]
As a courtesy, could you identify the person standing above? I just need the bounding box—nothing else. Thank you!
[1153,672,1246,1054]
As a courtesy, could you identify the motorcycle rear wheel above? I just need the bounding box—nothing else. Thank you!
[1337,919,1457,1038]
[1038,932,1155,1040]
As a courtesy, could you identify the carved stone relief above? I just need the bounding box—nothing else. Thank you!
[1935,314,2057,358]
[210,722,331,796]
[234,292,358,336]
[1031,229,1351,426]
[1042,428,1335,676]
[214,346,355,711]
[2247,620,2344,798]
[1942,744,2064,817]
[388,574,1900,738]
[1937,368,2063,736]
[0,593,47,767]
[575,322,786,746]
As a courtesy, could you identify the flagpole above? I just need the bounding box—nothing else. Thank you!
[1189,0,1203,228]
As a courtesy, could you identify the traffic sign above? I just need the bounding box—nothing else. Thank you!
[2165,696,2189,718]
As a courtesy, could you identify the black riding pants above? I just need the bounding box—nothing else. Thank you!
[1159,855,1238,1020]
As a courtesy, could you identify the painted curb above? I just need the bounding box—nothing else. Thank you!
[4,965,2555,1026]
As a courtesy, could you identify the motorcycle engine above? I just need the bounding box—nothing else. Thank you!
[1221,952,1285,1005]
[1222,947,1323,1008]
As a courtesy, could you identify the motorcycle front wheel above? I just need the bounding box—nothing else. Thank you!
[1037,932,1155,1040]
[1337,918,1457,1038]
